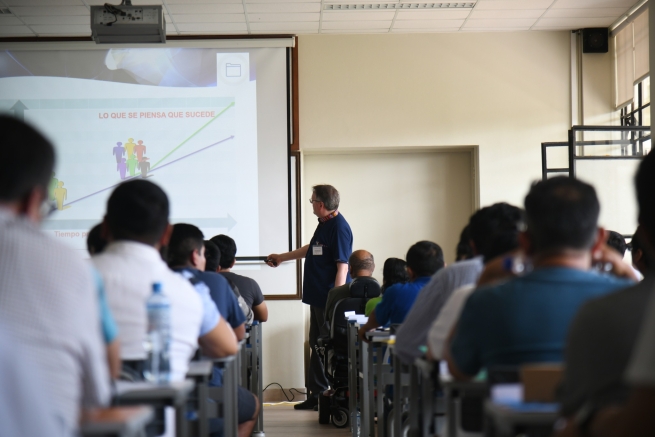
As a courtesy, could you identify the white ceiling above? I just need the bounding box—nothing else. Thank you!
[0,0,641,37]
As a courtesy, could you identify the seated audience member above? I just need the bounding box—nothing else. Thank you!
[446,177,637,381]
[606,230,628,258]
[0,115,110,434]
[359,241,444,340]
[167,225,258,437]
[87,223,109,255]
[456,225,475,261]
[93,181,238,382]
[168,225,246,343]
[325,250,376,325]
[395,203,522,365]
[365,258,409,316]
[427,207,524,361]
[204,240,221,272]
[86,224,121,379]
[554,152,655,437]
[629,226,648,276]
[211,234,269,322]
[0,322,66,437]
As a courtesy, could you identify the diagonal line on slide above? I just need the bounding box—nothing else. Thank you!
[151,101,235,169]
[63,135,235,207]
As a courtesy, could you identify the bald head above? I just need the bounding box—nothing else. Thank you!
[349,250,375,278]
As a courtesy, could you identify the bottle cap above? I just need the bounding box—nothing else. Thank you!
[152,282,162,293]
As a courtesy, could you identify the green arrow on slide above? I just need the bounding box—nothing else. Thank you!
[151,101,235,170]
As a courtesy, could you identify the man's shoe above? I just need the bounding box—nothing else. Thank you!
[294,397,318,410]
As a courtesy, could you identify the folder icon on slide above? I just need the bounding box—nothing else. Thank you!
[225,63,241,77]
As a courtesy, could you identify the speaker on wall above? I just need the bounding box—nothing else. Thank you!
[582,28,609,53]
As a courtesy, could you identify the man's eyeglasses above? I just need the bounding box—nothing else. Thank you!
[309,198,322,204]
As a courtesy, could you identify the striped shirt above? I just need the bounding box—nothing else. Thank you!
[0,207,110,432]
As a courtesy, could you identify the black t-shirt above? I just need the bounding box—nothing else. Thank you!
[219,271,264,309]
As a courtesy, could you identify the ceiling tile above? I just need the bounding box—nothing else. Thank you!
[323,0,395,3]
[31,25,90,35]
[0,25,34,35]
[171,13,245,23]
[321,20,391,29]
[248,13,320,22]
[166,4,244,14]
[4,0,82,5]
[390,27,461,32]
[0,16,24,25]
[248,0,320,3]
[551,0,634,9]
[469,9,545,19]
[22,15,89,25]
[464,17,538,28]
[86,0,164,4]
[396,10,471,20]
[534,16,616,28]
[322,28,388,33]
[247,3,321,13]
[322,11,395,21]
[251,29,317,34]
[168,0,241,3]
[475,0,554,10]
[250,21,319,30]
[461,27,530,31]
[9,6,89,16]
[543,7,629,18]
[175,22,248,31]
[392,19,465,28]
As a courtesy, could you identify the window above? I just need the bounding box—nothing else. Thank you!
[620,76,651,156]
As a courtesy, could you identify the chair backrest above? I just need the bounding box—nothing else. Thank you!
[331,298,367,343]
[349,276,381,299]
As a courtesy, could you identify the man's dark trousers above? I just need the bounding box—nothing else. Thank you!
[307,305,329,398]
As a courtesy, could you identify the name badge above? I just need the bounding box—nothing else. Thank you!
[312,245,323,256]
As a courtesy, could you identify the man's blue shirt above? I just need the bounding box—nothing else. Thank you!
[375,276,432,326]
[173,268,245,329]
[450,267,633,377]
[302,213,353,308]
[173,267,246,388]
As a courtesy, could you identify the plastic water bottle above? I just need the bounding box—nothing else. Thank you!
[144,282,171,383]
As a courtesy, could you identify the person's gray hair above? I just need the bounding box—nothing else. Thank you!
[313,184,340,211]
[349,251,375,273]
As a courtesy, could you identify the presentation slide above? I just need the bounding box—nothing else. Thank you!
[0,47,290,259]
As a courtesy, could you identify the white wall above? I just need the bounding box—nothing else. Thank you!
[298,32,572,208]
[263,31,617,391]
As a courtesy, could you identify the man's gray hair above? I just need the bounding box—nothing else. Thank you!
[349,251,375,273]
[313,184,340,211]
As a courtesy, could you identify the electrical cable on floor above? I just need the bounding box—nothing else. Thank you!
[263,382,307,403]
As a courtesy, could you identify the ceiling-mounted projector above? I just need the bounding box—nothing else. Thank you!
[91,3,165,44]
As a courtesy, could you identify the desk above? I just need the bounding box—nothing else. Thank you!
[208,355,239,437]
[113,380,195,437]
[442,380,488,437]
[347,319,360,437]
[484,400,558,437]
[366,331,393,437]
[249,322,265,437]
[81,406,154,437]
[186,361,213,437]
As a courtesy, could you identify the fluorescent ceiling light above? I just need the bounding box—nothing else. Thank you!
[324,2,476,10]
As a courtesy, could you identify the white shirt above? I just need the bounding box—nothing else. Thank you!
[0,322,66,437]
[93,241,203,381]
[427,284,476,360]
[626,289,655,385]
[0,208,110,432]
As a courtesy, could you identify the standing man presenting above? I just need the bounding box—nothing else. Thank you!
[267,184,353,410]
